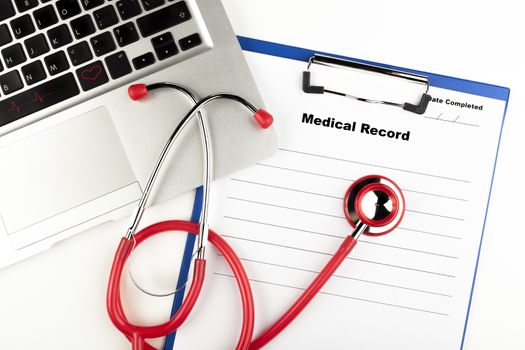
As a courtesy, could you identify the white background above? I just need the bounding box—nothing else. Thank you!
[0,1,523,349]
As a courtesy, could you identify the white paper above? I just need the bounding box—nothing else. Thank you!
[175,51,506,349]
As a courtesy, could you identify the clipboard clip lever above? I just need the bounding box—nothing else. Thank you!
[302,54,432,115]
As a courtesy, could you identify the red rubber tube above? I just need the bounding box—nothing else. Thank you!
[249,236,357,350]
[107,221,255,350]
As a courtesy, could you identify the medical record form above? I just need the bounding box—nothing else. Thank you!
[175,38,509,349]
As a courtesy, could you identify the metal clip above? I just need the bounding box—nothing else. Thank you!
[302,54,432,115]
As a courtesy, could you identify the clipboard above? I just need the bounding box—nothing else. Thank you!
[168,36,509,350]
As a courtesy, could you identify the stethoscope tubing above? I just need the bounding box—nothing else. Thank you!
[107,221,255,350]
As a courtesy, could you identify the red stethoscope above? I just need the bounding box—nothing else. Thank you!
[107,83,405,350]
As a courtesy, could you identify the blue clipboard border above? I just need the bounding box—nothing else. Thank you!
[171,36,510,349]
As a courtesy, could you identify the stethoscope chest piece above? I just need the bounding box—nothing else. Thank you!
[344,175,405,236]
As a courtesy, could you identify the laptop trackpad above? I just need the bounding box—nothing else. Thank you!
[0,107,138,247]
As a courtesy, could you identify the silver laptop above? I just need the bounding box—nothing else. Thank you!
[0,0,277,268]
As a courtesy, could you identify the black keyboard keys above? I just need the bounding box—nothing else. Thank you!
[0,74,80,128]
[25,34,50,58]
[11,14,35,39]
[14,0,38,12]
[137,2,191,37]
[114,22,139,47]
[80,0,104,10]
[152,32,178,60]
[67,41,92,65]
[116,0,142,20]
[2,43,26,68]
[44,51,69,75]
[132,52,155,69]
[21,60,47,85]
[34,5,58,30]
[71,14,95,39]
[105,51,131,79]
[90,32,116,56]
[56,0,81,20]
[93,5,119,30]
[0,0,16,22]
[47,24,72,49]
[179,33,201,51]
[0,70,23,95]
[76,60,109,91]
[0,24,12,47]
[141,0,164,11]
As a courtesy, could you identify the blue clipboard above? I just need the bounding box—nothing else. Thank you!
[167,36,510,350]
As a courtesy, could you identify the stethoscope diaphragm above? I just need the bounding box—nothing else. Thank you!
[344,175,405,236]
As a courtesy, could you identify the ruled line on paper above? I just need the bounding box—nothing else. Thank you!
[424,115,480,128]
[215,255,453,298]
[221,234,456,278]
[224,216,459,259]
[278,148,472,183]
[227,196,466,224]
[252,165,469,202]
[214,273,450,316]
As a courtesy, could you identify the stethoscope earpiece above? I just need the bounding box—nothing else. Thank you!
[344,175,405,236]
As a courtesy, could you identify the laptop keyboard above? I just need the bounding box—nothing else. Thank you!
[0,0,211,129]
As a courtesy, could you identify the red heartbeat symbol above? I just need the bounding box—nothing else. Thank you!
[9,101,20,113]
[5,89,59,113]
[34,91,44,103]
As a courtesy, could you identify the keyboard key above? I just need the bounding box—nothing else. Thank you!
[141,0,163,11]
[152,32,177,60]
[0,0,16,22]
[0,24,12,47]
[56,0,81,20]
[137,2,191,38]
[90,32,115,56]
[0,70,23,95]
[80,0,104,10]
[132,52,155,69]
[76,60,109,91]
[2,43,26,68]
[11,14,36,39]
[34,5,59,30]
[151,31,172,47]
[105,51,131,79]
[21,60,47,85]
[47,24,72,49]
[113,22,139,47]
[179,33,201,51]
[70,14,96,39]
[14,0,38,12]
[44,51,69,75]
[116,0,142,20]
[67,41,92,65]
[24,34,50,58]
[0,60,3,73]
[153,40,177,60]
[93,5,119,30]
[0,74,80,128]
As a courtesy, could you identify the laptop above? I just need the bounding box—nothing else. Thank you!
[0,0,277,268]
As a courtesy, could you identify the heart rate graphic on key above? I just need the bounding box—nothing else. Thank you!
[76,61,109,91]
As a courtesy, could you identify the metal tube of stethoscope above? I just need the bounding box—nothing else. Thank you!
[124,86,273,260]
[350,220,368,240]
[124,83,213,262]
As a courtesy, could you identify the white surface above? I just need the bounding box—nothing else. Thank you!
[0,1,523,349]
[174,52,507,349]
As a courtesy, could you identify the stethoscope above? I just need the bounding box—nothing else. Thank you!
[107,83,405,350]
